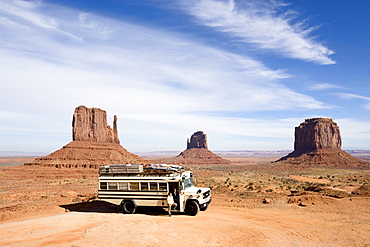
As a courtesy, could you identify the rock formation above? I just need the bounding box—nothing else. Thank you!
[72,106,119,144]
[153,131,229,164]
[25,106,146,168]
[276,118,369,168]
[187,131,208,149]
[293,118,341,154]
[175,148,230,164]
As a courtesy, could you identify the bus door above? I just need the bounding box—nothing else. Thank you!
[169,182,181,210]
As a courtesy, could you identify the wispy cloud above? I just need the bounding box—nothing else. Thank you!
[0,0,333,151]
[180,0,335,65]
[333,93,370,110]
[307,83,342,91]
[336,118,370,146]
[334,93,370,100]
[0,0,82,40]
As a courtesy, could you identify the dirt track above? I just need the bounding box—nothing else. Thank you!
[1,202,370,247]
[1,161,370,246]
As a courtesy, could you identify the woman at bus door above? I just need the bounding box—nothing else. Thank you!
[167,193,174,217]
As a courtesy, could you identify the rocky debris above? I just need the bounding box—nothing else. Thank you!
[25,106,146,168]
[352,184,370,196]
[262,198,271,204]
[73,106,119,144]
[187,131,208,149]
[276,118,369,168]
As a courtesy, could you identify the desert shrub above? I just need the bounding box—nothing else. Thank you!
[282,178,297,184]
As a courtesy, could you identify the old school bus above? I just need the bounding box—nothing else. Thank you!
[98,164,212,216]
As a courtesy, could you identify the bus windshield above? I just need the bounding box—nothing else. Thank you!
[183,177,193,189]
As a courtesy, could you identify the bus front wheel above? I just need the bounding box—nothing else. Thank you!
[185,200,199,216]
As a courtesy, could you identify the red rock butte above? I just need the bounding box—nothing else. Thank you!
[187,131,208,149]
[154,131,230,164]
[276,118,369,168]
[25,106,146,168]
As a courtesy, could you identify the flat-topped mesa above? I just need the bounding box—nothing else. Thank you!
[72,105,119,144]
[187,131,208,149]
[276,118,369,168]
[294,118,341,154]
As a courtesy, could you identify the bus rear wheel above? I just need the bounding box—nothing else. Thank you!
[185,200,199,216]
[121,200,136,214]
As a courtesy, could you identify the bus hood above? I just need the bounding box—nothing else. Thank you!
[184,186,211,200]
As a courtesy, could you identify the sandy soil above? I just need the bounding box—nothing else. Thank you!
[1,157,370,246]
[1,201,370,247]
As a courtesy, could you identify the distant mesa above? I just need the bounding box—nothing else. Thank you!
[187,131,208,149]
[154,131,230,164]
[276,118,369,168]
[25,106,146,168]
[179,131,230,164]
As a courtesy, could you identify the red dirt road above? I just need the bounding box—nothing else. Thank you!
[1,203,370,247]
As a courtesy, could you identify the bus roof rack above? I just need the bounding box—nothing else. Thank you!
[99,164,184,176]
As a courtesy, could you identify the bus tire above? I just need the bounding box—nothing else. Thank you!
[185,200,199,216]
[121,200,136,214]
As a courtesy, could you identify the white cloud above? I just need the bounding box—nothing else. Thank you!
[0,0,82,40]
[335,118,370,148]
[0,0,335,152]
[333,93,370,110]
[307,83,342,91]
[180,0,335,65]
[334,93,370,101]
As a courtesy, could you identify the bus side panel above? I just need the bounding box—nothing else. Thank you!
[98,191,168,207]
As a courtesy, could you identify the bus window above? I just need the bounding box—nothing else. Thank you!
[141,182,149,191]
[158,182,167,191]
[100,182,107,190]
[183,178,193,189]
[118,182,128,190]
[130,182,139,190]
[150,182,157,191]
[108,182,118,190]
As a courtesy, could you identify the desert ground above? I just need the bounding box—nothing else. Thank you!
[1,155,370,246]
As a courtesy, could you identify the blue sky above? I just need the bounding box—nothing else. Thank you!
[1,0,369,153]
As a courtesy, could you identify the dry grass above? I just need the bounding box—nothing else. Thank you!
[1,155,369,223]
[190,158,370,201]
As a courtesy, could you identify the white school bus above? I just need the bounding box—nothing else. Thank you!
[98,164,212,216]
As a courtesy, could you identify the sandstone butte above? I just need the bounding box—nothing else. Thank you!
[24,106,146,168]
[153,131,230,164]
[276,118,370,168]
